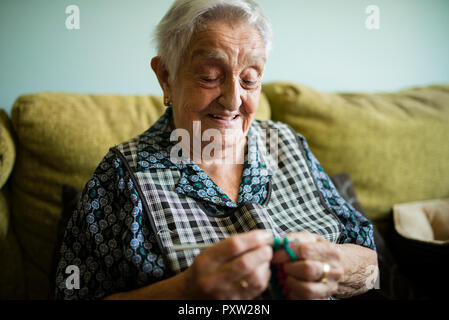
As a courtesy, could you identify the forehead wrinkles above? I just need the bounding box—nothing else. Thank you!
[188,22,265,69]
[191,48,264,69]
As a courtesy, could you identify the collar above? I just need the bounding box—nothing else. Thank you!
[136,107,273,208]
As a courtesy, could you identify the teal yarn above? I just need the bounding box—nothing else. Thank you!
[272,237,283,250]
[282,238,299,262]
[269,237,299,299]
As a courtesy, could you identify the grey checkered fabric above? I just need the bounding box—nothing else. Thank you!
[113,120,341,275]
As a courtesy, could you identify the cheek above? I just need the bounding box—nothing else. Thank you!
[242,90,261,117]
[177,88,219,115]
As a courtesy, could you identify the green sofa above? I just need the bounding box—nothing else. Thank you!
[1,82,448,299]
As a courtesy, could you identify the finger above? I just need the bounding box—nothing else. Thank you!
[284,276,338,300]
[283,260,343,282]
[235,262,272,300]
[272,241,340,264]
[203,230,272,265]
[188,231,272,298]
[284,231,322,243]
[217,244,273,283]
[186,252,271,300]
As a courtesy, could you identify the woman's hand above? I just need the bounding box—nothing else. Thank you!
[181,230,273,299]
[271,232,344,300]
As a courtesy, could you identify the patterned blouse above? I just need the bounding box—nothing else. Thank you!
[55,107,376,300]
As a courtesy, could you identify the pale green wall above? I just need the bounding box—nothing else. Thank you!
[1,0,448,114]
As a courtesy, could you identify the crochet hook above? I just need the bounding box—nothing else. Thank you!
[171,238,291,251]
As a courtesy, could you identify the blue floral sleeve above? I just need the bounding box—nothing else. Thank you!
[54,151,165,300]
[297,134,376,251]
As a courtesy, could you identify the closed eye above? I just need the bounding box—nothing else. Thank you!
[199,77,221,88]
[242,79,258,88]
[202,78,219,83]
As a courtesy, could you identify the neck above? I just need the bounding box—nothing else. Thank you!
[195,135,247,168]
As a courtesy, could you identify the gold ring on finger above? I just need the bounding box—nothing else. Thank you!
[239,279,249,289]
[320,262,330,283]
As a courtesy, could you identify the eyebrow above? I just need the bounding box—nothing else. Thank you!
[191,49,227,62]
[190,49,266,66]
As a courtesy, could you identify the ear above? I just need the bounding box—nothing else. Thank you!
[151,57,172,100]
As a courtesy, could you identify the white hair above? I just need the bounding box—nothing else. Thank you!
[154,0,273,78]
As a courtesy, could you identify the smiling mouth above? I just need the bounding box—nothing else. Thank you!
[208,114,239,120]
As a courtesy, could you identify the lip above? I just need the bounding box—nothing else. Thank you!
[206,113,240,127]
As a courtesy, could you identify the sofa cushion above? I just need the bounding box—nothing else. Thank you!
[0,109,15,242]
[10,92,165,298]
[0,188,26,299]
[263,82,449,231]
[9,90,271,299]
[0,110,24,299]
[0,109,16,189]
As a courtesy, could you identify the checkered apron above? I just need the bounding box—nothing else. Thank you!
[113,120,341,277]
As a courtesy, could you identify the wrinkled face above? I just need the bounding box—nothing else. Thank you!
[168,20,266,151]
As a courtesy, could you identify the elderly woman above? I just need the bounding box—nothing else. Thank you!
[55,0,377,300]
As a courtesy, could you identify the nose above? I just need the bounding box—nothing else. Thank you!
[218,77,242,111]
